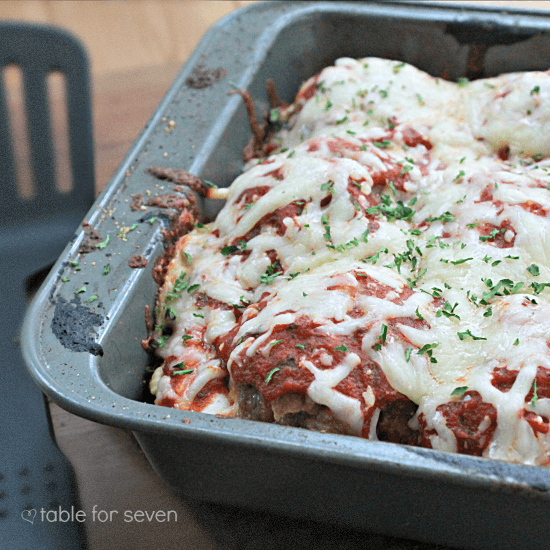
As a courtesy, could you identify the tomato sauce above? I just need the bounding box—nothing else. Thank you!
[190,378,230,412]
[477,219,515,248]
[517,200,548,217]
[401,126,432,150]
[235,185,271,205]
[296,75,319,103]
[520,410,550,435]
[491,366,518,392]
[234,200,306,244]
[436,391,497,456]
[262,166,285,180]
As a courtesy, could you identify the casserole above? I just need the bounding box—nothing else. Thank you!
[146,54,550,466]
[22,3,550,548]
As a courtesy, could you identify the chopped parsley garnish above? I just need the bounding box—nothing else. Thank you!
[75,286,86,295]
[482,278,524,301]
[336,116,348,125]
[260,264,283,284]
[451,386,468,396]
[364,247,388,265]
[436,301,460,320]
[453,170,465,182]
[321,180,335,194]
[531,282,550,295]
[514,338,520,346]
[155,335,168,348]
[407,267,427,289]
[399,164,413,177]
[182,334,193,345]
[457,77,469,87]
[87,295,98,303]
[451,257,473,265]
[296,344,305,350]
[334,345,349,352]
[479,228,500,242]
[405,348,412,362]
[172,368,193,376]
[270,339,283,346]
[373,139,392,149]
[532,379,538,407]
[417,342,438,363]
[374,324,388,351]
[366,195,415,221]
[165,306,177,320]
[425,212,455,223]
[457,329,486,341]
[265,367,280,384]
[97,235,109,249]
[530,85,540,95]
[527,264,540,276]
[393,61,406,73]
[187,284,200,293]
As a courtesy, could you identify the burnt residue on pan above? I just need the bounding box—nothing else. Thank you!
[51,296,104,356]
[78,222,104,254]
[185,62,227,89]
[130,193,144,211]
[128,254,148,269]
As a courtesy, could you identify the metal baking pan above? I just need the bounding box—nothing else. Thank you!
[22,2,550,548]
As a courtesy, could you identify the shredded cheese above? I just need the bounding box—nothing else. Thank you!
[149,57,550,466]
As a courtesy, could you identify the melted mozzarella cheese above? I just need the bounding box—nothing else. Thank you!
[150,57,550,466]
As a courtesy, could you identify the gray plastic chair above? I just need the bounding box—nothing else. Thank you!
[0,22,93,549]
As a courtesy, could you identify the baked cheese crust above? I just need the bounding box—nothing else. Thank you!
[148,58,550,466]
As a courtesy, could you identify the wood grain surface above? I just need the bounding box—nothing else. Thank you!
[6,1,550,549]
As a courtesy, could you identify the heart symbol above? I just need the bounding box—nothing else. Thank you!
[22,509,37,524]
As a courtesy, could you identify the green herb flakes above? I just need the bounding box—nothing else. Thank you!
[97,235,109,249]
[457,329,486,341]
[265,367,280,384]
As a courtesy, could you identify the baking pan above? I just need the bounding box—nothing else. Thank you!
[22,2,550,549]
